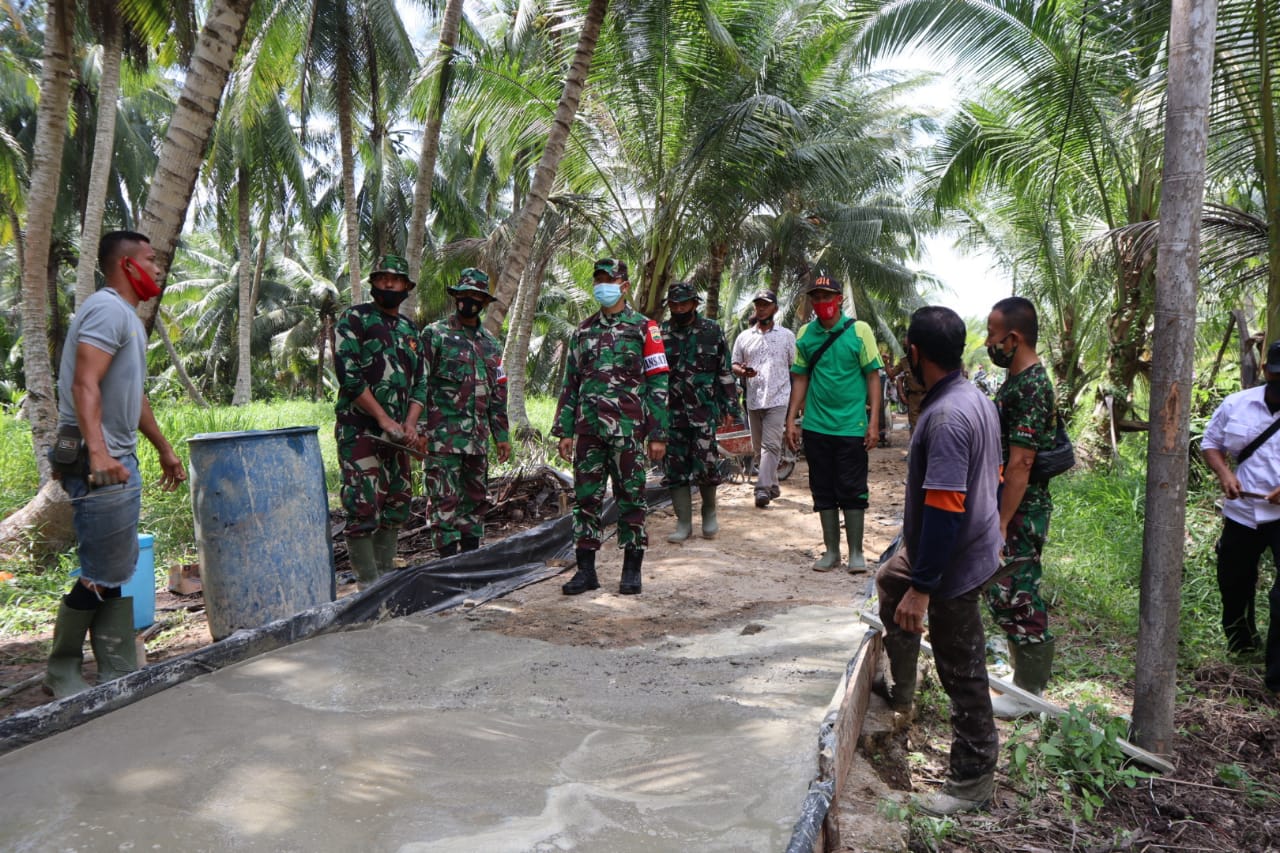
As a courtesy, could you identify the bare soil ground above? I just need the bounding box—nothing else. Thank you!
[4,433,1279,853]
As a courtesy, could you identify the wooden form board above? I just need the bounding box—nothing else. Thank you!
[858,612,1175,775]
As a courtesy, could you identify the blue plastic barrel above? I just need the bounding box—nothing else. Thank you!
[130,534,156,629]
[187,427,335,640]
[70,531,156,630]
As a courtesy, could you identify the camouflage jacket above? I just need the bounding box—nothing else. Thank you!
[552,306,670,442]
[995,362,1056,513]
[421,314,510,455]
[334,303,427,428]
[660,315,740,429]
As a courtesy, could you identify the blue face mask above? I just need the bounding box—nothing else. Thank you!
[593,283,623,308]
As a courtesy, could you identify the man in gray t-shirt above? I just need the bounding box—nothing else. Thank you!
[873,306,1002,817]
[44,231,186,699]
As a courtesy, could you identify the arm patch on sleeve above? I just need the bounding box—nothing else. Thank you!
[643,320,669,374]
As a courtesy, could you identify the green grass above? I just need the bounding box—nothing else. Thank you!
[0,396,564,638]
[1037,454,1244,686]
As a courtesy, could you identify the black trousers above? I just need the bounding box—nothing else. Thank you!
[1215,517,1280,689]
[802,430,868,511]
[877,551,999,781]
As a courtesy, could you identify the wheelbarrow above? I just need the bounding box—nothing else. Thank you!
[714,420,799,484]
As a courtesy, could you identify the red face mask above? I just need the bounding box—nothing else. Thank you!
[121,257,161,300]
[812,299,840,322]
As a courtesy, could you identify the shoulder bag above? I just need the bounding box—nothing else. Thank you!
[804,318,854,374]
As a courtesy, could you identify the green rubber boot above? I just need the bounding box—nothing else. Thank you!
[347,535,379,590]
[991,639,1055,719]
[812,509,842,572]
[843,509,867,573]
[699,485,720,539]
[90,597,138,683]
[666,486,694,543]
[43,600,95,698]
[915,772,994,816]
[372,527,400,576]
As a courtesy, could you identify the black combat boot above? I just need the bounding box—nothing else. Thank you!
[619,548,643,595]
[562,548,600,595]
[460,535,481,552]
[438,540,460,557]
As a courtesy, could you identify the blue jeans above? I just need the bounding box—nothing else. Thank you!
[62,453,142,588]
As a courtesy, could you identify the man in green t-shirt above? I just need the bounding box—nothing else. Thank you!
[785,273,882,572]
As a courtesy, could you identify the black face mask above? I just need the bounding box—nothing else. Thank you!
[1267,377,1280,396]
[988,334,1017,369]
[372,287,409,310]
[671,309,696,326]
[457,297,486,319]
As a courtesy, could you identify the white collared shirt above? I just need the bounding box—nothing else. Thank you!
[1203,385,1280,527]
[732,323,796,411]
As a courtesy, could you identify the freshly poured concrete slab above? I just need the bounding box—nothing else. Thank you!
[0,604,862,852]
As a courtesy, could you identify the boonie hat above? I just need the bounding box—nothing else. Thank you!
[447,267,496,300]
[667,282,699,303]
[752,289,778,304]
[807,272,841,294]
[369,253,415,289]
[1267,341,1280,371]
[593,258,629,279]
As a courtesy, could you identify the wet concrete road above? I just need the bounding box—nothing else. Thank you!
[0,604,862,852]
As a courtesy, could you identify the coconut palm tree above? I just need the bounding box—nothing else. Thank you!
[484,0,611,333]
[849,0,1173,429]
[135,0,257,332]
[20,0,75,481]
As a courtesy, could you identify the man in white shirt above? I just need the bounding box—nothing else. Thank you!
[1202,340,1280,695]
[731,290,796,508]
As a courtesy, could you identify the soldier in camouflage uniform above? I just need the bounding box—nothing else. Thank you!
[553,258,669,596]
[984,296,1058,718]
[660,281,740,542]
[420,268,512,556]
[335,254,427,589]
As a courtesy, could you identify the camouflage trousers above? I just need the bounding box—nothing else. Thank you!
[572,433,648,551]
[878,549,998,781]
[424,451,490,550]
[985,505,1053,644]
[338,427,414,538]
[661,424,722,488]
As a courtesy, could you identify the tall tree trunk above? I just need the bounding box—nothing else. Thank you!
[404,0,465,316]
[1258,0,1280,344]
[21,0,75,484]
[232,165,253,405]
[316,311,331,401]
[155,312,210,408]
[692,242,728,321]
[335,17,363,306]
[76,12,123,308]
[1134,0,1216,757]
[502,250,555,439]
[485,0,609,334]
[47,249,65,378]
[136,0,255,333]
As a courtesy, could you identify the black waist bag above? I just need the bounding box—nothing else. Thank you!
[1028,415,1074,485]
[48,423,88,479]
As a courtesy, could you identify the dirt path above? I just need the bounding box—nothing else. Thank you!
[466,444,906,648]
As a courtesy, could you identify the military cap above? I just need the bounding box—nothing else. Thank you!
[593,258,629,279]
[369,253,415,289]
[447,267,496,300]
[666,282,700,303]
